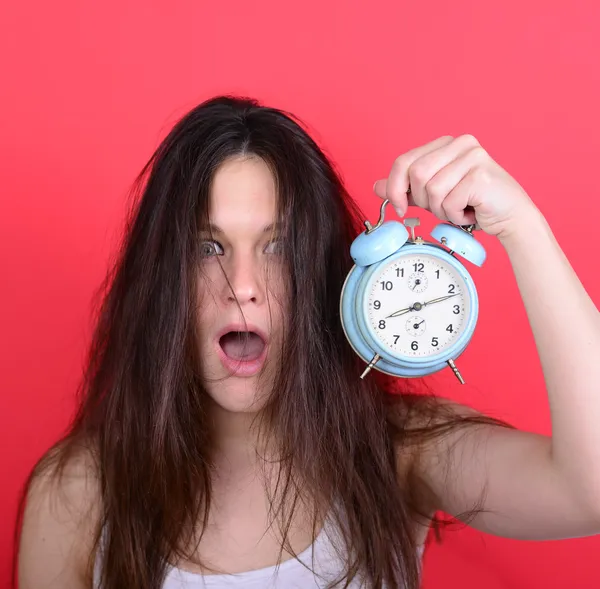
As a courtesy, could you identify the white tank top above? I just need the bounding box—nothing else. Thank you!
[93,514,424,588]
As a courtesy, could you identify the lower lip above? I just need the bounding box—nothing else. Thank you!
[215,340,269,377]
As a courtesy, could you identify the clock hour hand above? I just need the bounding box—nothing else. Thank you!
[422,293,460,307]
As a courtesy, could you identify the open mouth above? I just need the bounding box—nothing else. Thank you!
[218,331,266,362]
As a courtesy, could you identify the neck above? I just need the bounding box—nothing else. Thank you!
[208,402,275,474]
[206,402,322,524]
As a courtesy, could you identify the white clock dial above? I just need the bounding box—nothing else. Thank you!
[366,252,471,358]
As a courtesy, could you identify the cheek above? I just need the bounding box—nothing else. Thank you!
[265,263,290,306]
[194,293,219,355]
[195,269,221,311]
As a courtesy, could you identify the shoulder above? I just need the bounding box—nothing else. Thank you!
[18,441,102,589]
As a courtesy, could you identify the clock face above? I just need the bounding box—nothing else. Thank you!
[366,251,472,358]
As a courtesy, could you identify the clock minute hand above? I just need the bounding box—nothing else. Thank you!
[385,293,459,319]
[422,293,459,307]
[385,305,415,319]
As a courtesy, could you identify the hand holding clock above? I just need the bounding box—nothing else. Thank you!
[372,134,539,239]
[340,132,572,378]
[342,132,538,372]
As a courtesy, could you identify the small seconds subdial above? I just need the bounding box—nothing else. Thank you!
[366,253,471,358]
[406,316,426,336]
[408,272,428,293]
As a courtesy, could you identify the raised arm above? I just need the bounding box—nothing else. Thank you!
[375,134,600,539]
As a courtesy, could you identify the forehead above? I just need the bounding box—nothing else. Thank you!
[208,156,277,232]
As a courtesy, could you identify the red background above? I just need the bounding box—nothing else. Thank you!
[2,1,600,587]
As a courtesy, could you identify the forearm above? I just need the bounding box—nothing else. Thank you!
[499,206,600,510]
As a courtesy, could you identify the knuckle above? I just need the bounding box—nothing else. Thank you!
[409,163,430,185]
[426,178,445,200]
[469,145,488,160]
[472,165,493,185]
[456,133,480,148]
[393,154,409,171]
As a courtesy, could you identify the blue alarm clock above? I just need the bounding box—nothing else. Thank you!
[340,198,486,384]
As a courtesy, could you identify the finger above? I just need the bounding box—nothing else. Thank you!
[441,169,480,226]
[372,178,410,216]
[409,135,481,217]
[373,135,454,210]
[425,190,450,223]
[373,136,454,216]
[425,144,485,221]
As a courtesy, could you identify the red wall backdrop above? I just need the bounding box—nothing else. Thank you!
[2,1,600,587]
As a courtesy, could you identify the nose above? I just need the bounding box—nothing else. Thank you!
[223,253,263,306]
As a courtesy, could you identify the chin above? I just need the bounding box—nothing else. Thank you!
[206,380,270,415]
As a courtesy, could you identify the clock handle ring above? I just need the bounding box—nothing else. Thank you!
[365,186,414,234]
[364,199,390,234]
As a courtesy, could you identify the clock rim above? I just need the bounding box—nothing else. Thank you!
[339,243,479,376]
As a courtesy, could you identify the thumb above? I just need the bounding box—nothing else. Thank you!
[373,179,388,199]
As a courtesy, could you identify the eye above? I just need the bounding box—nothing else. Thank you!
[199,240,223,257]
[264,240,284,255]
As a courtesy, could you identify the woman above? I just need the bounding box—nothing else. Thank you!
[15,95,600,589]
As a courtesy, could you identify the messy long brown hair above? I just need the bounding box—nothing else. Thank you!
[13,95,511,589]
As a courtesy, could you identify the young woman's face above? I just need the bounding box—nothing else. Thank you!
[195,155,287,414]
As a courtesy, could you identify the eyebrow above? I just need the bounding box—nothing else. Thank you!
[201,223,280,235]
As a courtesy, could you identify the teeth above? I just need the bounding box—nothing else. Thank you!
[220,331,256,340]
[219,330,265,344]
